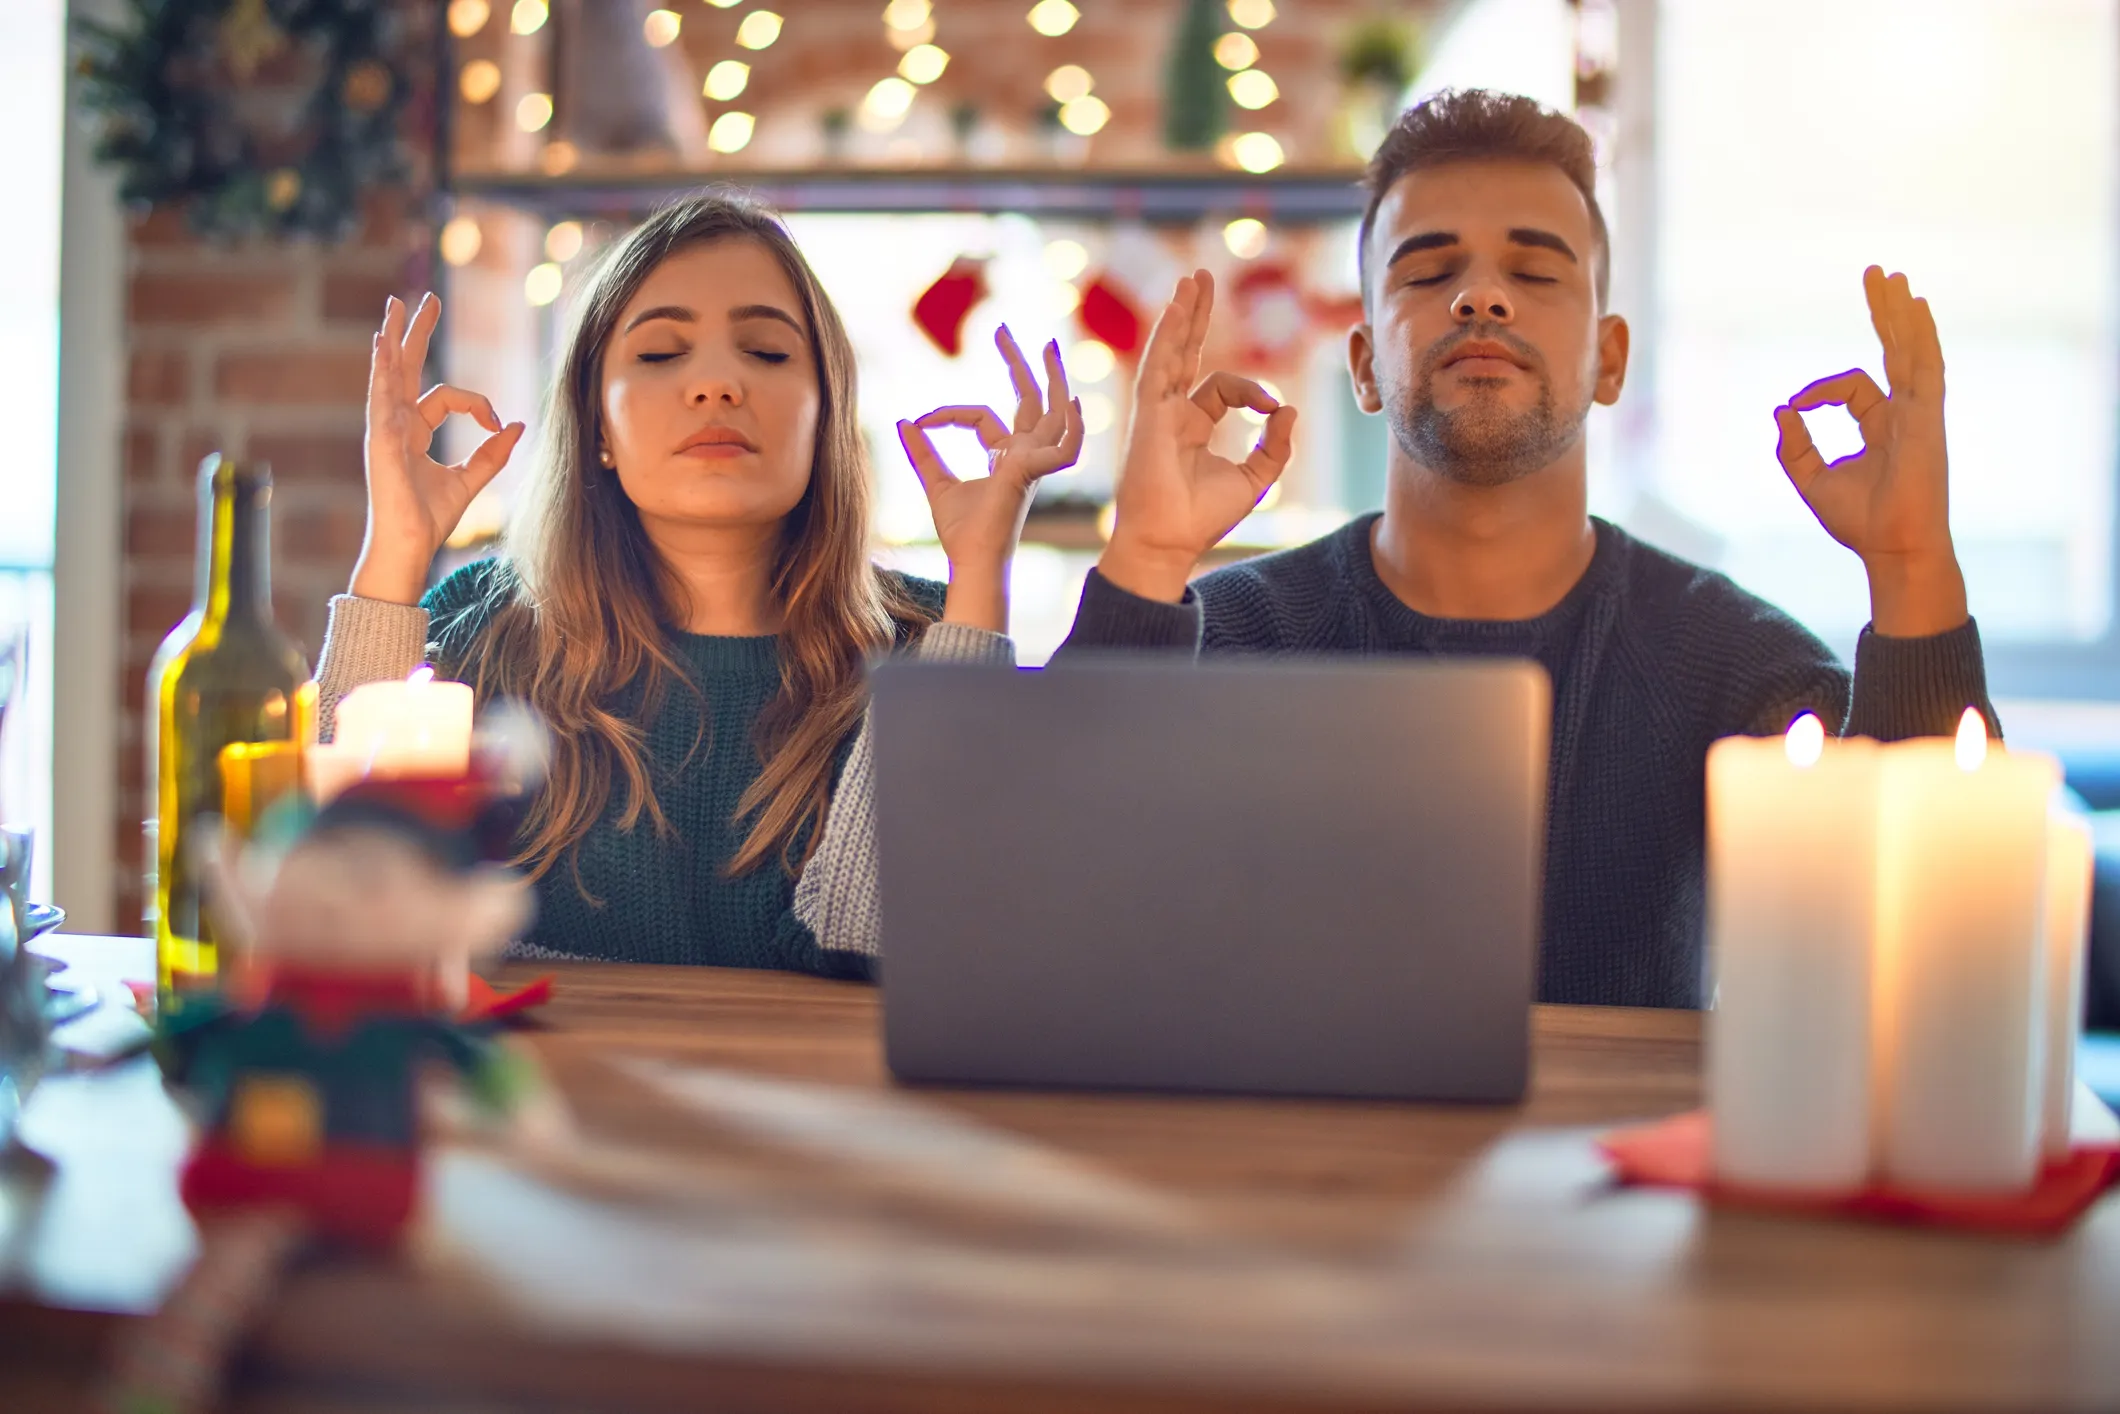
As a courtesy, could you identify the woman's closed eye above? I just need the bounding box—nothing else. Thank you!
[747,348,791,365]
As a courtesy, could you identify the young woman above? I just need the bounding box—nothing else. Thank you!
[313,193,1081,977]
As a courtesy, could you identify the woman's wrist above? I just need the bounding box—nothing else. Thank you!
[940,559,1010,633]
[348,537,432,606]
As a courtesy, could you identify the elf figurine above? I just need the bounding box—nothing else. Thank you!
[155,772,535,1249]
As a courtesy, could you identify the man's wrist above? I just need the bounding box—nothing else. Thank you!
[1096,536,1198,604]
[1863,545,1969,639]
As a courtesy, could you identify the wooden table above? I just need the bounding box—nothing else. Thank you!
[6,936,2120,1412]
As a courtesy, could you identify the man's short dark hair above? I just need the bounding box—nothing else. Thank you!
[1358,88,1610,308]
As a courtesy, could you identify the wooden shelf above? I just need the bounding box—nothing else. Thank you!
[449,166,1370,225]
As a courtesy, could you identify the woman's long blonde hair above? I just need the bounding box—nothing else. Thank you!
[437,192,934,888]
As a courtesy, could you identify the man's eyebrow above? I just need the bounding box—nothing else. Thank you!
[623,304,692,333]
[1385,230,1459,266]
[728,303,807,336]
[1507,228,1578,262]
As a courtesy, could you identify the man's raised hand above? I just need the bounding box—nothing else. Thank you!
[1772,267,1967,637]
[1097,270,1297,603]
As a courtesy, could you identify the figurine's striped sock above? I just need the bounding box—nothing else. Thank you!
[100,1207,310,1414]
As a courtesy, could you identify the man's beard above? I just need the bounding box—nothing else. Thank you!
[1385,328,1590,487]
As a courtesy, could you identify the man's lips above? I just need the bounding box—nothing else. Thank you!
[1441,340,1528,372]
[677,426,757,457]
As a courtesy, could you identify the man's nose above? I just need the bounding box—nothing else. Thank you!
[1453,280,1514,324]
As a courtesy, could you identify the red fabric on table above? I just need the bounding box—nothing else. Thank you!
[462,972,553,1023]
[128,974,553,1022]
[1599,1109,2120,1237]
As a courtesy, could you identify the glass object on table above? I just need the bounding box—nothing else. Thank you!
[0,616,21,845]
[0,824,39,1150]
[0,626,36,1147]
[0,616,25,971]
[145,456,312,1015]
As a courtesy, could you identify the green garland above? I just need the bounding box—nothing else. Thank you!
[1162,0,1228,153]
[75,0,414,241]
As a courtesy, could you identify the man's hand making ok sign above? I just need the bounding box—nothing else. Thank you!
[1773,266,1969,639]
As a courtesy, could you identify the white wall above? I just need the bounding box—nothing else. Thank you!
[54,0,123,930]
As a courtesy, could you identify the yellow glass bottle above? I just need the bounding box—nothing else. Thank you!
[145,455,312,1012]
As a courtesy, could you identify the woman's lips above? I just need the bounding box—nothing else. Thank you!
[678,441,752,458]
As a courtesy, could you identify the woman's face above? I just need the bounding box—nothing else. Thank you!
[599,237,821,537]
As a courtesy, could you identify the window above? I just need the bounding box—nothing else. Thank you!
[0,0,62,900]
[1643,0,2119,659]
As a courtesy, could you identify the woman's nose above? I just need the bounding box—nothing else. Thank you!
[686,368,743,405]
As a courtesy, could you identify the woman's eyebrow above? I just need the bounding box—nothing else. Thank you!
[729,303,807,337]
[623,304,693,334]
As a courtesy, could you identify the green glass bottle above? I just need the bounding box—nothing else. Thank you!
[145,455,312,1012]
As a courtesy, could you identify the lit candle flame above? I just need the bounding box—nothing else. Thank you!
[408,665,436,687]
[1784,712,1825,768]
[1954,706,1987,771]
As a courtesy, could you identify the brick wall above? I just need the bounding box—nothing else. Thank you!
[101,1,442,931]
[114,206,430,930]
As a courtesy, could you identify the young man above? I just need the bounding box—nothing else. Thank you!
[1058,88,1992,1009]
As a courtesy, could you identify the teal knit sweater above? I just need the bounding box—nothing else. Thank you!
[419,559,948,977]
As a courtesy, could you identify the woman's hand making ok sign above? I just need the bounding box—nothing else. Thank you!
[899,325,1084,632]
[350,293,525,606]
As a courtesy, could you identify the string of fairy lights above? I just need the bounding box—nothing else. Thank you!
[437,0,1294,306]
[446,0,1285,164]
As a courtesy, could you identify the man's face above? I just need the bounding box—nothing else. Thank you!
[1351,161,1628,486]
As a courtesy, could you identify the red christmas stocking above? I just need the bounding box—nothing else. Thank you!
[911,256,989,356]
[1077,272,1147,358]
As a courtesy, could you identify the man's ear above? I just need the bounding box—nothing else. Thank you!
[1593,313,1630,406]
[1348,323,1385,414]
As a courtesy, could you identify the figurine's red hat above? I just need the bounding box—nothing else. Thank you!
[308,772,523,872]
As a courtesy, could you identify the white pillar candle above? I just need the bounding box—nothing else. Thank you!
[332,667,475,780]
[303,740,370,805]
[2043,810,2095,1162]
[1707,713,1880,1193]
[1877,710,2058,1194]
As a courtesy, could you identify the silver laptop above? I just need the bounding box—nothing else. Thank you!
[869,656,1549,1102]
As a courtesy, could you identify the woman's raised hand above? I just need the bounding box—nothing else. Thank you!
[897,325,1084,631]
[350,293,525,605]
[1097,270,1296,603]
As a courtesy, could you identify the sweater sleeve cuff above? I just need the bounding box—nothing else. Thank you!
[1847,616,1997,742]
[1055,567,1204,655]
[315,594,432,741]
[911,620,1016,667]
